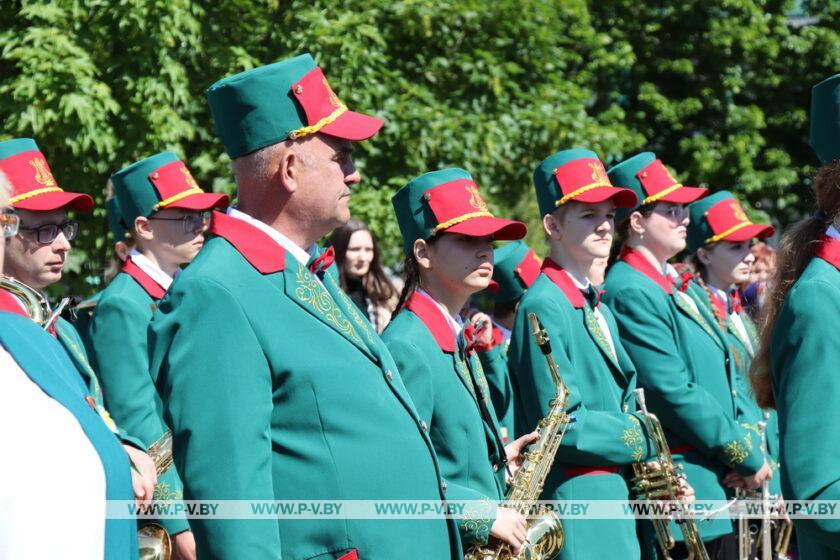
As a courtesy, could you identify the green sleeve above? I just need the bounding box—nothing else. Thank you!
[476,345,516,440]
[150,277,280,559]
[512,298,651,466]
[608,286,764,475]
[774,279,840,539]
[90,296,189,535]
[386,336,497,547]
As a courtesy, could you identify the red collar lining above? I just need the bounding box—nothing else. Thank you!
[121,258,167,299]
[209,211,285,274]
[815,235,840,271]
[405,291,457,353]
[540,258,585,308]
[619,247,674,294]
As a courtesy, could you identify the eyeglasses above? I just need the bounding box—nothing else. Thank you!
[0,212,20,238]
[148,210,212,234]
[652,203,687,222]
[19,220,79,244]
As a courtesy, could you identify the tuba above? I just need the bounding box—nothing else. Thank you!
[465,312,572,560]
[631,388,710,560]
[138,430,175,560]
[0,274,49,324]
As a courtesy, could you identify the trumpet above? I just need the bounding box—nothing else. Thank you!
[632,388,710,560]
[737,420,793,560]
[465,313,572,560]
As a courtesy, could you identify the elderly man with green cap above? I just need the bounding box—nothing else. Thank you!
[149,53,459,559]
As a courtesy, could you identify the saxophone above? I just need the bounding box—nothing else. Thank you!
[0,274,49,324]
[138,430,175,560]
[631,388,710,560]
[465,312,572,560]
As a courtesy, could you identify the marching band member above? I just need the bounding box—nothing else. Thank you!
[0,146,138,560]
[383,168,536,552]
[508,148,655,559]
[0,136,158,508]
[603,153,771,558]
[87,152,230,559]
[752,72,840,559]
[149,53,461,559]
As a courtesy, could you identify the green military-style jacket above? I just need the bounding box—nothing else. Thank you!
[476,327,517,441]
[603,250,765,542]
[687,283,782,497]
[381,291,507,549]
[149,212,459,560]
[86,258,190,535]
[771,241,840,559]
[508,259,652,559]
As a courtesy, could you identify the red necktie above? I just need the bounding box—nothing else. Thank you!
[308,246,335,276]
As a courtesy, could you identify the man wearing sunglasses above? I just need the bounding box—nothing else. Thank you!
[85,151,229,560]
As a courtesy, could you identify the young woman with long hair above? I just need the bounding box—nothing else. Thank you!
[603,154,771,559]
[751,73,840,559]
[383,168,539,554]
[330,218,398,332]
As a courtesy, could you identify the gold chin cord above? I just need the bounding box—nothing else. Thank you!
[138,430,174,560]
[631,388,711,560]
[465,312,571,560]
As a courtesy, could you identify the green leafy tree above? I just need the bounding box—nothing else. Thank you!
[1,0,838,297]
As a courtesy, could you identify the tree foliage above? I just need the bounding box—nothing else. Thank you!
[1,0,839,296]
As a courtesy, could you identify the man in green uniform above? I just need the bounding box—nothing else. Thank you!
[149,53,460,559]
[0,136,158,513]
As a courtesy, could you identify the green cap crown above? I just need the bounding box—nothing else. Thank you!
[392,168,472,256]
[0,137,39,160]
[207,54,314,158]
[111,152,180,224]
[686,190,735,252]
[105,196,128,240]
[491,240,532,303]
[533,147,599,216]
[607,152,656,223]
[810,73,840,164]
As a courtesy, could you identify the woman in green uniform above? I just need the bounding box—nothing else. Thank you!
[603,153,771,558]
[752,73,840,560]
[384,167,537,553]
[508,148,655,559]
[87,151,229,558]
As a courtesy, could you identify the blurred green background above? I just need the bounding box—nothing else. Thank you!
[2,0,839,297]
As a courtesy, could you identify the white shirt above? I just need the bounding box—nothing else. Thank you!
[711,286,754,354]
[418,289,463,335]
[0,345,106,559]
[129,248,174,290]
[562,270,616,357]
[227,207,313,266]
[826,224,840,241]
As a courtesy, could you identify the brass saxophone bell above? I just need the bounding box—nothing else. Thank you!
[138,523,171,560]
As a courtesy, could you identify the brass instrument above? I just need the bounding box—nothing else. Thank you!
[139,430,175,560]
[466,312,571,560]
[0,274,49,324]
[738,421,793,560]
[632,388,710,560]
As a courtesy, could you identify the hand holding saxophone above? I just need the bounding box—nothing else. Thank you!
[490,508,529,555]
[504,430,540,484]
